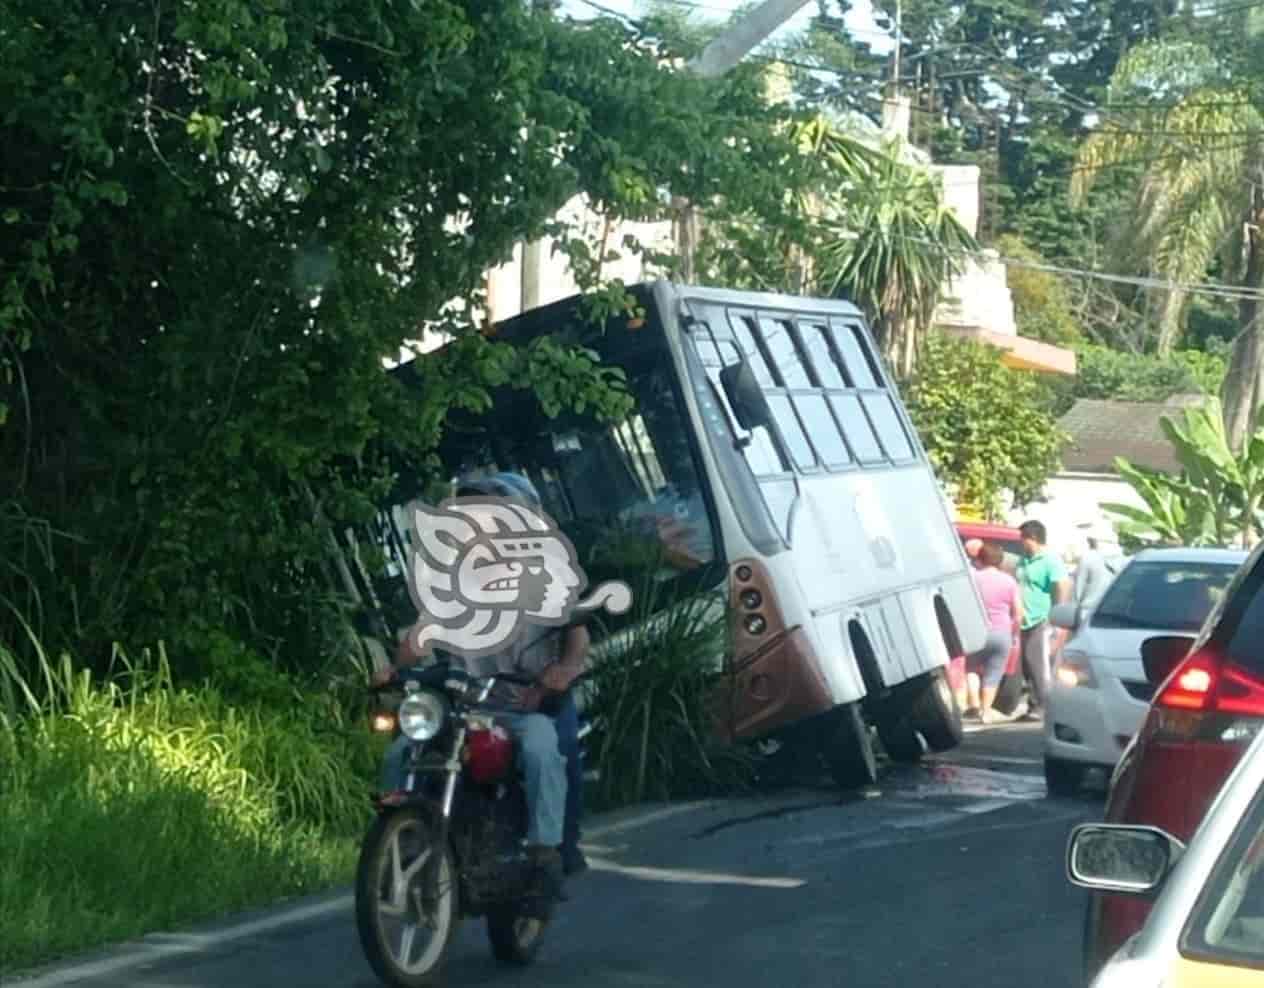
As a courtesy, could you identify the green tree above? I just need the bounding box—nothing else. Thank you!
[815,129,980,379]
[1071,38,1264,449]
[0,1,805,680]
[904,333,1066,519]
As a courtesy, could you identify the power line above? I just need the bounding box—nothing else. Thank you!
[882,232,1264,303]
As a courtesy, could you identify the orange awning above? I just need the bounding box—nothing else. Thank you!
[939,326,1077,376]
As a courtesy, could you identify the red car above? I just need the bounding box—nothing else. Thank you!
[954,520,1025,565]
[954,522,1024,694]
[1083,539,1264,979]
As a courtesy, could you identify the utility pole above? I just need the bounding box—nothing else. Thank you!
[892,0,902,88]
[687,0,813,78]
[672,0,815,277]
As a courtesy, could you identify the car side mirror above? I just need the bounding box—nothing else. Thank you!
[1049,602,1080,631]
[1141,635,1195,686]
[719,361,772,432]
[1067,823,1185,896]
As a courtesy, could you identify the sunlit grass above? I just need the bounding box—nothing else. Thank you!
[0,637,383,975]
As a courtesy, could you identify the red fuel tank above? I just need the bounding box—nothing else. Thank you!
[465,724,515,785]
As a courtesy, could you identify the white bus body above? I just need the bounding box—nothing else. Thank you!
[350,280,989,786]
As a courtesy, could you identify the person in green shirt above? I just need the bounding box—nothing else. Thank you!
[1015,519,1072,723]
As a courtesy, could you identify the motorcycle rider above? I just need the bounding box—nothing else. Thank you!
[375,471,591,908]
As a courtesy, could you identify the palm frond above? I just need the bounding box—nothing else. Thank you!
[1107,40,1227,103]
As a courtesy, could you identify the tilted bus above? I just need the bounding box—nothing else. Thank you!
[341,280,990,788]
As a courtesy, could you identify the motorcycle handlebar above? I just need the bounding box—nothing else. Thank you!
[368,666,589,694]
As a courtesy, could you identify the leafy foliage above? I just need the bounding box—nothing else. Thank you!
[1045,342,1227,416]
[815,133,980,379]
[584,582,756,809]
[904,333,1067,519]
[0,1,808,685]
[1103,397,1264,549]
[995,235,1082,346]
[692,114,981,379]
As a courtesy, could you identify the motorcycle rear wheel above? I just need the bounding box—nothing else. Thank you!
[355,808,458,987]
[486,906,548,966]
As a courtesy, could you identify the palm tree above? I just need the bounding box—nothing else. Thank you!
[1071,38,1264,450]
[807,119,979,380]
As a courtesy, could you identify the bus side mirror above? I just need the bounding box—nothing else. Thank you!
[720,361,772,432]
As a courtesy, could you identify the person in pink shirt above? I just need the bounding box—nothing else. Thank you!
[966,542,1023,723]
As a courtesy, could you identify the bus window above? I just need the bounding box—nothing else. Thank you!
[757,317,813,388]
[792,393,852,468]
[861,393,915,461]
[428,353,722,620]
[767,395,818,471]
[691,330,788,478]
[828,394,885,464]
[833,322,883,389]
[759,477,798,543]
[802,323,849,389]
[729,314,777,388]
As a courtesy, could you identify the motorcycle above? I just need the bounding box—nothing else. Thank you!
[356,664,564,987]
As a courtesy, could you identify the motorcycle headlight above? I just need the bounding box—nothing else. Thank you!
[398,690,448,741]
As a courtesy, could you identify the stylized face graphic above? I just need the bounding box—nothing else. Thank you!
[405,494,630,659]
[455,534,581,620]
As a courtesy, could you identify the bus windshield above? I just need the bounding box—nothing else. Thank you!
[430,337,724,629]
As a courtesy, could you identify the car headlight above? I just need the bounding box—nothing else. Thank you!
[398,690,448,741]
[1055,651,1098,690]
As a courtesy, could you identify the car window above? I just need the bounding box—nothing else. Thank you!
[1184,785,1264,968]
[1090,561,1239,633]
[1228,577,1264,678]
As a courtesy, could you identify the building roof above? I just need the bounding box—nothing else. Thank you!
[1057,395,1208,474]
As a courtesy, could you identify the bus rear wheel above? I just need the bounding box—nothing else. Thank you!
[820,703,878,790]
[907,669,963,752]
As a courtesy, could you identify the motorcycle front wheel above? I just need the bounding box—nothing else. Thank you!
[355,808,458,988]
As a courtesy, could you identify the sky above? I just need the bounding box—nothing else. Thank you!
[555,0,896,59]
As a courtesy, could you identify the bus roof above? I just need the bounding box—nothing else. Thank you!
[390,280,870,380]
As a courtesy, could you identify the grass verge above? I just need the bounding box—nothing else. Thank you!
[0,641,383,976]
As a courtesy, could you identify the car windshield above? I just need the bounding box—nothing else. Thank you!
[1089,560,1239,632]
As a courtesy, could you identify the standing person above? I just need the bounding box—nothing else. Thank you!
[1074,534,1112,612]
[964,542,1023,724]
[1015,519,1072,723]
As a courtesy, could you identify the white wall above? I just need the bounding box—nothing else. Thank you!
[1003,472,1146,561]
[486,194,676,324]
[936,250,1019,338]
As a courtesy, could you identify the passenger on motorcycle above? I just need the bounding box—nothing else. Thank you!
[374,471,591,904]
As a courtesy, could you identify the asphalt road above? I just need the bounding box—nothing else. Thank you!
[8,721,1106,988]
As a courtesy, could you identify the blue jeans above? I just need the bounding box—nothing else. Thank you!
[380,711,567,847]
[550,691,583,854]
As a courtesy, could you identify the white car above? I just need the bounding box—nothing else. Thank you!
[1044,546,1248,796]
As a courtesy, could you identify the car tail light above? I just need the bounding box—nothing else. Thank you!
[1152,646,1264,744]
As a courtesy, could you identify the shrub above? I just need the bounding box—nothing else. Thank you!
[583,580,757,810]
